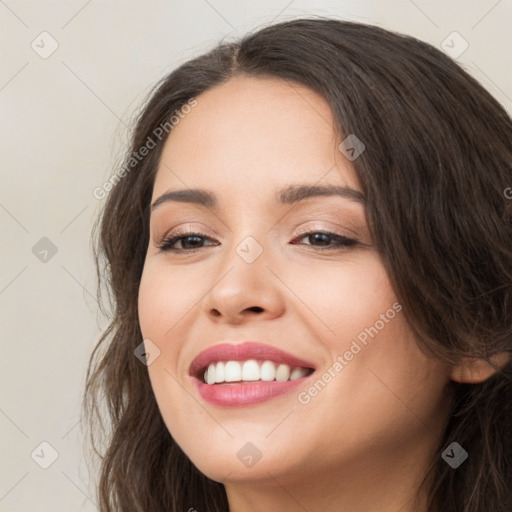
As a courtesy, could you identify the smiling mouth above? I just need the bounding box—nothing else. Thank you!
[201,359,315,385]
[189,341,317,406]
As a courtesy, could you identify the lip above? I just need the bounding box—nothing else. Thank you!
[189,341,316,407]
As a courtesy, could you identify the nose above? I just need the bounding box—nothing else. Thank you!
[201,240,286,325]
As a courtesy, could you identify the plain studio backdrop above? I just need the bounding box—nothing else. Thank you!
[1,1,511,511]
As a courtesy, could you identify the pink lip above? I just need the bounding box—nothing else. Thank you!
[189,341,316,407]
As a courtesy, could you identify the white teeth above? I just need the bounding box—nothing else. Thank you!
[275,364,290,382]
[290,367,308,380]
[260,360,276,381]
[206,363,216,385]
[202,360,311,384]
[241,360,260,381]
[224,361,242,382]
[214,361,225,383]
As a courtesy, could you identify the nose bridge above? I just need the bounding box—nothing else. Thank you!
[202,226,284,322]
[222,205,273,272]
[220,230,270,297]
[233,202,280,267]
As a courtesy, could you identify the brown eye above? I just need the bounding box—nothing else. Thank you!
[156,232,218,252]
[292,231,358,250]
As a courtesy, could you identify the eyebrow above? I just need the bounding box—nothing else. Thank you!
[151,184,366,211]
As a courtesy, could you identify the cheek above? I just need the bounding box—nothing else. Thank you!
[284,254,397,343]
[138,262,200,342]
[287,256,443,422]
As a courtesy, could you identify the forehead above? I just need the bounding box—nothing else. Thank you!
[152,76,361,201]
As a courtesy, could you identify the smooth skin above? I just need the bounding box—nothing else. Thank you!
[138,76,506,512]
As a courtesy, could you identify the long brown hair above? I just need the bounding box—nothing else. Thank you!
[83,17,512,511]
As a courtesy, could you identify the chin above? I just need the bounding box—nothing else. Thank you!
[164,417,301,483]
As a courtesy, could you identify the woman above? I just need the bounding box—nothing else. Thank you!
[84,17,512,512]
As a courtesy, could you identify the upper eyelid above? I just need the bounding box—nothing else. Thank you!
[154,215,364,234]
[157,225,358,241]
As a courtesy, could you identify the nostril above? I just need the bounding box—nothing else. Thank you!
[247,306,264,313]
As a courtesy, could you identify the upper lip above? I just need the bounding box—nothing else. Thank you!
[189,341,316,378]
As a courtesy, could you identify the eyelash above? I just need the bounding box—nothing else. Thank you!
[155,229,358,253]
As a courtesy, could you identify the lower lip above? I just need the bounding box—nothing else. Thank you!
[194,376,312,407]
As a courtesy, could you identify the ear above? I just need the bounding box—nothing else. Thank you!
[450,352,511,384]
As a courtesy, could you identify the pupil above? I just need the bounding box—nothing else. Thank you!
[183,236,202,248]
[311,233,329,245]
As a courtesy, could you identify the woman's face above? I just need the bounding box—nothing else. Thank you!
[138,76,452,491]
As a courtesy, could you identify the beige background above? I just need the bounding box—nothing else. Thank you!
[1,1,511,510]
